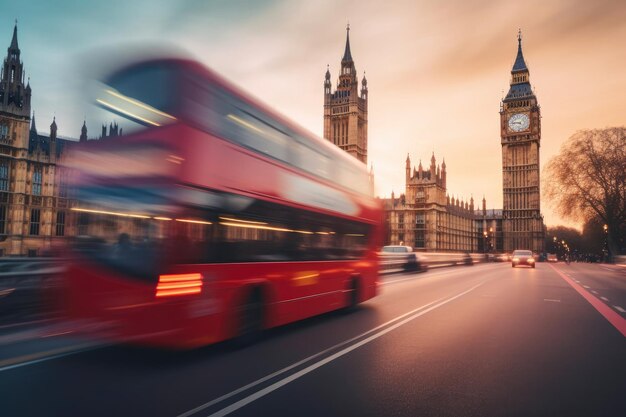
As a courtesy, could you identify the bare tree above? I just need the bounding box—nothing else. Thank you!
[544,127,625,258]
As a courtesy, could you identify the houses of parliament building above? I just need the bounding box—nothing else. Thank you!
[0,24,120,257]
[325,27,544,253]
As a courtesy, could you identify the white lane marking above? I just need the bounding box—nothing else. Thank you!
[614,306,626,313]
[583,285,590,289]
[181,281,487,417]
[601,297,609,302]
[177,295,446,417]
[382,264,501,286]
[383,275,424,285]
[592,290,598,295]
[544,299,561,303]
[0,344,101,373]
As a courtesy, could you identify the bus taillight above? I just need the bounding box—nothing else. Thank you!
[156,273,203,298]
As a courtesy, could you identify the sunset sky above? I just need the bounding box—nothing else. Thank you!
[3,0,625,228]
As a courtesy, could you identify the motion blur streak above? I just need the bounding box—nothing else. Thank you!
[95,98,161,126]
[105,88,177,120]
[70,207,151,219]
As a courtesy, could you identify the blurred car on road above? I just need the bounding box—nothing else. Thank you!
[379,246,427,272]
[511,250,535,268]
[494,253,510,262]
[547,253,558,262]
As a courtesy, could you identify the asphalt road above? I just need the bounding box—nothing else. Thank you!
[1,262,625,417]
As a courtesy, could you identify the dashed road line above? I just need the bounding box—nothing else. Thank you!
[548,264,626,337]
[601,296,609,302]
[583,285,590,289]
[591,290,598,295]
[544,299,561,303]
[614,306,626,313]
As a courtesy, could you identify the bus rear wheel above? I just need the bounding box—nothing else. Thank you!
[345,277,360,311]
[235,288,264,347]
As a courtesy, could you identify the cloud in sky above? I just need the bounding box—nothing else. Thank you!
[2,0,625,228]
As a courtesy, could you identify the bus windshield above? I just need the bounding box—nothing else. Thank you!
[94,62,180,128]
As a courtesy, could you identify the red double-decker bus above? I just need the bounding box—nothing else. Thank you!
[63,58,383,348]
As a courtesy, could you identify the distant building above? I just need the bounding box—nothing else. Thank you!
[500,31,545,252]
[323,25,368,164]
[383,153,479,252]
[0,24,76,256]
[0,23,115,256]
[476,205,504,254]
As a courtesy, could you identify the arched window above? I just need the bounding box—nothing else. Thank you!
[0,160,9,191]
[32,167,42,196]
[0,124,8,140]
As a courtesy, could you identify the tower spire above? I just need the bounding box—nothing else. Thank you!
[342,23,352,62]
[512,28,527,72]
[10,20,19,50]
[30,112,37,133]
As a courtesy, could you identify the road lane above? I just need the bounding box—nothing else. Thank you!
[218,263,625,417]
[0,264,500,416]
[1,263,624,417]
[554,262,626,317]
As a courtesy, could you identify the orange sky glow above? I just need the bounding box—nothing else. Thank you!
[7,0,626,229]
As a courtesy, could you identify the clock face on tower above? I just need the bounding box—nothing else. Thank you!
[508,113,530,132]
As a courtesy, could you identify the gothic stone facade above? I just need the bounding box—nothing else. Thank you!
[384,154,478,252]
[500,32,545,253]
[383,153,505,253]
[323,26,368,164]
[0,24,79,256]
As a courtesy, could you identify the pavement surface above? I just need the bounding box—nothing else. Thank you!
[0,262,624,417]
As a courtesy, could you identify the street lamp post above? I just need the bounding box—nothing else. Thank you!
[603,224,609,263]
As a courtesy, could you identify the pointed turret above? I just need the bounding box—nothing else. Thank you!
[324,64,331,98]
[2,21,30,116]
[342,24,353,63]
[9,21,19,51]
[512,29,527,73]
[405,153,411,182]
[430,152,436,177]
[441,158,447,188]
[361,71,368,100]
[80,120,88,143]
[50,117,57,140]
[338,24,357,82]
[49,117,57,160]
[30,112,37,133]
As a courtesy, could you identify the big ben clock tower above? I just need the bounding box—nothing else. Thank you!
[500,31,544,253]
